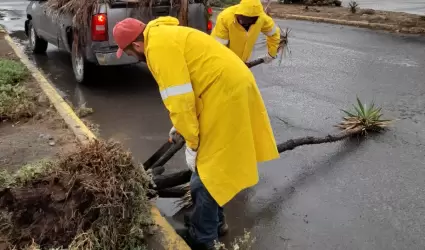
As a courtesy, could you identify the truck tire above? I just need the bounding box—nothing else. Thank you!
[71,42,94,84]
[28,21,48,54]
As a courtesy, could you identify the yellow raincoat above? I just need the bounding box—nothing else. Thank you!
[143,17,279,206]
[211,0,280,62]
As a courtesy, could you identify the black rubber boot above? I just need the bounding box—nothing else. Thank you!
[176,228,215,250]
[184,213,229,236]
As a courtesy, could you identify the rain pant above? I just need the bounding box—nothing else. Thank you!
[211,0,281,62]
[143,17,279,206]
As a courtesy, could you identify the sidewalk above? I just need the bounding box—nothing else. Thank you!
[0,26,189,250]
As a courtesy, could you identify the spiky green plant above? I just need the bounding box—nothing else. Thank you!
[338,97,392,134]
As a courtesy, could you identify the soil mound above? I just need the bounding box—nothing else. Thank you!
[0,140,155,250]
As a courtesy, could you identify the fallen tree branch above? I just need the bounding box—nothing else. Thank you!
[277,129,360,152]
[154,128,362,195]
[156,186,188,198]
[154,95,393,212]
[153,169,192,190]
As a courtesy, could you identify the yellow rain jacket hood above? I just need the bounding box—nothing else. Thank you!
[211,0,280,62]
[143,17,279,206]
[235,0,263,17]
[144,15,179,27]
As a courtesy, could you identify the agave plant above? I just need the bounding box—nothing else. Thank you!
[349,1,359,14]
[338,97,392,134]
[154,98,393,209]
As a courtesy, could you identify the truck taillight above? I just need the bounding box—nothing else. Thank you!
[207,7,212,16]
[91,14,108,41]
[207,20,212,31]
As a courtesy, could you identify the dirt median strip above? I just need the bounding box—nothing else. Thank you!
[212,5,425,35]
[273,13,398,30]
[0,25,190,250]
[270,13,425,34]
[1,29,96,145]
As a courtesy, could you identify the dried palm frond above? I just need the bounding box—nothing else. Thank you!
[45,0,120,45]
[44,0,194,48]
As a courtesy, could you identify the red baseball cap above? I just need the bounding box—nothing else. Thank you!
[113,18,146,58]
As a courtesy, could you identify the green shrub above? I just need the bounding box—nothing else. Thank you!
[0,59,35,120]
[0,59,28,86]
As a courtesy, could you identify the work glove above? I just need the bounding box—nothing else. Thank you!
[185,146,197,172]
[169,126,179,143]
[262,53,276,64]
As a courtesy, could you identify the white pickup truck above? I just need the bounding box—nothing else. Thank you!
[25,0,213,83]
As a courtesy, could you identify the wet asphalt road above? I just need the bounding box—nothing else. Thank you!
[2,1,425,249]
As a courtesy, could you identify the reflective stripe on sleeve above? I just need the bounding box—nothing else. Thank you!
[160,83,193,100]
[265,26,276,36]
[215,37,229,45]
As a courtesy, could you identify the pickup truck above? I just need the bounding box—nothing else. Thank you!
[25,0,213,84]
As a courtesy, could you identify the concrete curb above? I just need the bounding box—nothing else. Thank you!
[0,26,189,250]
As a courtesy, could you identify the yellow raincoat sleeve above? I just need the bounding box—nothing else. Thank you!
[147,45,199,150]
[261,15,280,57]
[211,13,229,45]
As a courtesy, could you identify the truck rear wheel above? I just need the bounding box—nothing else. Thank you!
[28,21,48,54]
[71,42,94,84]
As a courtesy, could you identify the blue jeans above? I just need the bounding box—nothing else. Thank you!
[188,171,224,247]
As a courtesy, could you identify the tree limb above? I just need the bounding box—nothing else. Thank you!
[277,129,359,153]
[153,129,361,194]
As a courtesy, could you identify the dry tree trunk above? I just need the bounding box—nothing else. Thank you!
[178,0,189,26]
[276,129,360,152]
[153,128,361,197]
[156,186,188,198]
[153,169,192,190]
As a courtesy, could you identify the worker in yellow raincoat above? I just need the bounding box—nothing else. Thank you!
[211,0,281,63]
[113,17,279,250]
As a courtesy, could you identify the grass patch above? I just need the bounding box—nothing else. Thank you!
[76,106,94,118]
[0,59,36,121]
[0,160,54,188]
[0,59,28,86]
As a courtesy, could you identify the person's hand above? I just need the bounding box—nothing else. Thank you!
[262,53,276,64]
[185,146,197,172]
[169,126,179,143]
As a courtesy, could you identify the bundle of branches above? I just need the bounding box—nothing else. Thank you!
[45,0,114,44]
[0,140,155,250]
[45,0,192,46]
[151,98,393,209]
